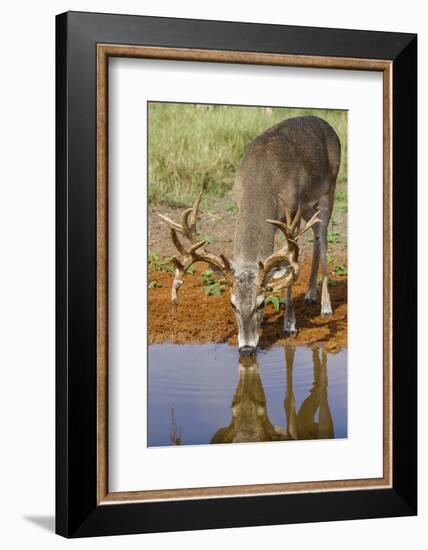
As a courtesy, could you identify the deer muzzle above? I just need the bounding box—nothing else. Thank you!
[239,345,256,357]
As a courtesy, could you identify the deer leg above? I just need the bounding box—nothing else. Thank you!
[284,346,298,439]
[318,348,334,439]
[297,348,321,439]
[283,285,297,336]
[320,211,333,316]
[304,221,321,304]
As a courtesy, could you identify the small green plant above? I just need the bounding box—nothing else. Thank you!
[201,269,227,297]
[327,232,341,244]
[201,269,216,286]
[149,251,175,272]
[334,189,348,214]
[327,254,334,264]
[148,280,162,289]
[316,277,343,288]
[201,234,214,245]
[226,201,239,215]
[266,295,285,313]
[333,264,347,276]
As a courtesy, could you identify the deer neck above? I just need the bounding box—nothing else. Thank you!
[233,192,278,271]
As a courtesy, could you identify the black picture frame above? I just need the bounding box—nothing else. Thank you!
[56,11,417,538]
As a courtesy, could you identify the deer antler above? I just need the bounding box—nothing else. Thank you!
[257,197,321,290]
[158,191,202,242]
[158,192,232,304]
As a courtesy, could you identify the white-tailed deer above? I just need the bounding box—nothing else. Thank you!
[159,115,341,356]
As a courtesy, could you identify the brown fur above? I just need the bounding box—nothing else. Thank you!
[233,115,340,265]
[230,115,341,342]
[210,347,334,444]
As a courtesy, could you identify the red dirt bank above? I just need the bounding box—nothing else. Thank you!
[148,260,347,353]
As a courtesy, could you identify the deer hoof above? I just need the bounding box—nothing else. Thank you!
[283,325,298,337]
[321,300,333,317]
[304,288,317,304]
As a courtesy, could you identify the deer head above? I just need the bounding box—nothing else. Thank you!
[210,354,288,443]
[158,193,320,356]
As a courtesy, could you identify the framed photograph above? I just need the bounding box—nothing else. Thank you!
[56,11,417,537]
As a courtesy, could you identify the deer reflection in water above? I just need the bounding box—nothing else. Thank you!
[211,355,288,443]
[285,346,334,441]
[210,346,334,444]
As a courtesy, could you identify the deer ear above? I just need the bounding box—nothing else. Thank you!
[271,267,289,279]
[210,265,223,276]
[263,266,290,287]
[212,261,235,277]
[210,426,234,444]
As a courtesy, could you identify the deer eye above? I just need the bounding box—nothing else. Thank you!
[230,302,237,311]
[256,300,265,311]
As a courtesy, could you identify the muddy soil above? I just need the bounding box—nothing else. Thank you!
[148,259,347,353]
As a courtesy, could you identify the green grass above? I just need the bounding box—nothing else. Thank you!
[149,251,175,272]
[327,232,341,244]
[332,185,347,217]
[148,103,347,208]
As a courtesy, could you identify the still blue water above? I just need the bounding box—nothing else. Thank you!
[148,344,347,447]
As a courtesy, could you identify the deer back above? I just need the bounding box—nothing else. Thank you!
[232,115,340,265]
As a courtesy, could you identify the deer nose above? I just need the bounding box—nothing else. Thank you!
[239,345,255,357]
